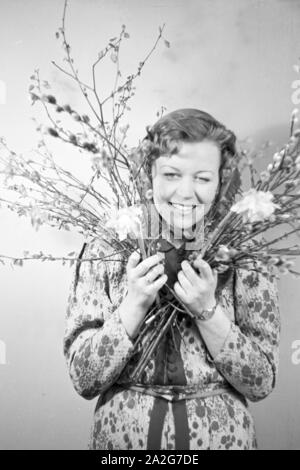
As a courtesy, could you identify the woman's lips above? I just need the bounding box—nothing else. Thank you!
[168,202,196,213]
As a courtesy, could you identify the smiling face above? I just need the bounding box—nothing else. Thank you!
[151,140,221,236]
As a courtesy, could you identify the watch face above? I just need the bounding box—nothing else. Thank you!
[200,311,211,321]
[199,305,217,321]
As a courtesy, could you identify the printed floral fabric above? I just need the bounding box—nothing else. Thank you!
[63,236,280,450]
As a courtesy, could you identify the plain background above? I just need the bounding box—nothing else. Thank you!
[0,0,300,450]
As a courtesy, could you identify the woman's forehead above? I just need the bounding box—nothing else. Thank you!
[153,141,221,171]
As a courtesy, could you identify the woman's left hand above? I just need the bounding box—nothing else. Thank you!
[174,256,218,316]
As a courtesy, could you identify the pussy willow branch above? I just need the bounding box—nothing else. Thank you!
[59,2,130,206]
[67,114,129,167]
[0,197,101,235]
[33,86,129,206]
[0,249,129,264]
[109,35,122,147]
[0,137,117,221]
[134,304,169,347]
[269,167,298,192]
[173,317,188,352]
[56,0,164,208]
[201,211,238,258]
[0,166,111,222]
[32,151,112,208]
[60,0,106,131]
[100,23,166,107]
[130,307,177,382]
[55,1,139,180]
[163,284,196,319]
[51,61,93,92]
[258,227,300,250]
[1,155,107,223]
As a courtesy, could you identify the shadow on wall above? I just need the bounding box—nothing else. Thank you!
[251,123,292,149]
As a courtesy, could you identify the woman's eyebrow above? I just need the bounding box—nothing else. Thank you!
[160,165,213,174]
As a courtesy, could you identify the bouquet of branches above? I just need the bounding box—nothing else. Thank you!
[1,1,300,382]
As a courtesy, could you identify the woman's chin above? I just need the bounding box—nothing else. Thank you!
[172,222,194,235]
[167,217,196,235]
[157,206,205,238]
[172,213,202,229]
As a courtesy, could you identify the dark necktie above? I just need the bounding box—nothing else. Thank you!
[153,235,195,302]
[147,238,192,450]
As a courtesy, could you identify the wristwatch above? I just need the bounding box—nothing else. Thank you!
[196,302,218,321]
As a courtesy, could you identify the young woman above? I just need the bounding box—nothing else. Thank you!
[64,109,280,450]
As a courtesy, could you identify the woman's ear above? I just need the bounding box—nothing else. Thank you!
[145,188,153,200]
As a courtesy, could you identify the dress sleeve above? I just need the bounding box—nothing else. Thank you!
[63,237,135,400]
[212,260,281,402]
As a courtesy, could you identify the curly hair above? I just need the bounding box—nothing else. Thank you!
[142,108,237,180]
[139,108,241,219]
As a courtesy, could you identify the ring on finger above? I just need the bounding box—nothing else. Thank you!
[145,273,153,284]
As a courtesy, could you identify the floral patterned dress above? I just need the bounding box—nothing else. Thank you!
[63,233,281,451]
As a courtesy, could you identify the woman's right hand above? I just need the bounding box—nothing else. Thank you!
[119,251,167,339]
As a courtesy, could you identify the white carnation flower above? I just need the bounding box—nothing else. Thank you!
[105,205,143,241]
[231,189,280,223]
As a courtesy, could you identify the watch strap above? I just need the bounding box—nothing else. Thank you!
[197,302,218,321]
